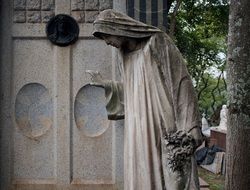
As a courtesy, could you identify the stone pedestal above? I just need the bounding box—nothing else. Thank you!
[210,128,227,150]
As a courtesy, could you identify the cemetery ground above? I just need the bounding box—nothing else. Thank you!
[198,166,225,190]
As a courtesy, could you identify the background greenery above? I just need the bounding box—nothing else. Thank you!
[167,0,229,124]
[166,2,228,188]
[198,167,225,190]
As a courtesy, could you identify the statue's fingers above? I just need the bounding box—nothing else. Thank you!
[89,82,99,86]
[96,72,103,79]
[86,70,94,77]
[86,70,93,74]
[86,70,99,76]
[91,72,99,78]
[89,82,104,88]
[90,70,100,75]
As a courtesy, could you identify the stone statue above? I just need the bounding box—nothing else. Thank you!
[218,105,228,130]
[87,9,203,190]
[201,113,210,137]
[202,113,209,131]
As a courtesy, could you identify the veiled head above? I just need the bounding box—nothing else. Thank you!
[99,34,126,48]
[93,9,161,40]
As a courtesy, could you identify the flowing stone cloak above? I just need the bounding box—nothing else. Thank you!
[104,33,201,190]
[93,9,201,190]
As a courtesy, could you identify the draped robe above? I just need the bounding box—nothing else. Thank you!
[104,33,201,190]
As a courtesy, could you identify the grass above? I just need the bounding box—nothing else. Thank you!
[198,166,225,190]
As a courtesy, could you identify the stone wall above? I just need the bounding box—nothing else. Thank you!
[71,0,112,23]
[13,0,55,23]
[0,0,124,189]
[13,0,113,24]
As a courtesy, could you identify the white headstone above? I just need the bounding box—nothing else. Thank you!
[202,113,210,137]
[218,105,228,131]
[202,113,209,131]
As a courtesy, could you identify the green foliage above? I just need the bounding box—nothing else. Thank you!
[197,73,227,116]
[198,167,225,190]
[169,0,229,116]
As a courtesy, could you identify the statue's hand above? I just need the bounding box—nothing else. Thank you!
[190,127,204,148]
[86,70,107,88]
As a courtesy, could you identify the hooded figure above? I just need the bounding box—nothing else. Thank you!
[89,9,203,190]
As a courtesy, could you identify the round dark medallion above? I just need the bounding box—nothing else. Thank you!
[46,14,79,47]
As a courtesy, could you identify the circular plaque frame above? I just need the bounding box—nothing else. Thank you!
[46,14,79,47]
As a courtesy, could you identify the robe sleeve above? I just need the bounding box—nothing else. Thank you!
[104,81,125,120]
[149,33,201,133]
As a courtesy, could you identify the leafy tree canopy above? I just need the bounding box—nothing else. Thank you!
[168,0,229,118]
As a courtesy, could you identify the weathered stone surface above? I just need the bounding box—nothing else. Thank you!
[2,0,125,189]
[27,11,41,23]
[74,85,109,137]
[14,0,26,10]
[71,0,84,11]
[71,11,85,23]
[85,0,99,10]
[13,40,55,180]
[41,11,55,23]
[3,0,124,190]
[13,11,26,23]
[15,83,53,139]
[27,0,41,10]
[85,11,99,23]
[99,0,112,10]
[72,40,114,183]
[41,0,55,10]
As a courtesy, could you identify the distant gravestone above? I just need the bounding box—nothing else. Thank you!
[218,105,228,131]
[202,113,209,131]
[202,113,210,137]
[209,105,227,149]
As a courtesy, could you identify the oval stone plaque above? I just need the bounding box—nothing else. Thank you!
[74,85,110,137]
[15,83,53,139]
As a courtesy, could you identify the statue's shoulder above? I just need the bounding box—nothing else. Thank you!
[149,32,175,48]
[149,32,187,66]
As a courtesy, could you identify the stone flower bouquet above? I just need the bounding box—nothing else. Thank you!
[164,130,196,173]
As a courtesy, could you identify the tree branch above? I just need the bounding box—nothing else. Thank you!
[197,74,210,100]
[211,72,222,112]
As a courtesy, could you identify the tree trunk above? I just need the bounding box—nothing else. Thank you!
[226,0,250,189]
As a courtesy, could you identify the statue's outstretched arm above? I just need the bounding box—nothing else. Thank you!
[86,70,124,120]
[86,70,107,88]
